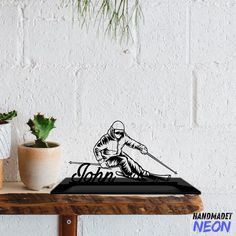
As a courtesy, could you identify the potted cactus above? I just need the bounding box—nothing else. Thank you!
[18,113,61,191]
[0,110,17,189]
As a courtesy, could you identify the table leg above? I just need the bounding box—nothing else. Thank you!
[59,215,78,236]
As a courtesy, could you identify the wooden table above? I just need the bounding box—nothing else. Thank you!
[0,182,203,236]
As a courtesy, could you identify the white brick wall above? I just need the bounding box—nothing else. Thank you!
[0,0,236,235]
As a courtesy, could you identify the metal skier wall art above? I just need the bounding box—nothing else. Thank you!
[51,120,201,195]
[93,120,176,180]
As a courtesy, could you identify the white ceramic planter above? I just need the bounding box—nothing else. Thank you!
[18,142,61,191]
[0,122,11,159]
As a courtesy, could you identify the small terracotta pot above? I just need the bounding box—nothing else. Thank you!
[18,142,61,191]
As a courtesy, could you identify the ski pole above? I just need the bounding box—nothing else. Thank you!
[146,153,178,175]
[69,161,100,166]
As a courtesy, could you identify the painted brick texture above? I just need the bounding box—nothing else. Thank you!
[0,0,236,235]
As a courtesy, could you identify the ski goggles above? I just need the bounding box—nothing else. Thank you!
[114,130,124,135]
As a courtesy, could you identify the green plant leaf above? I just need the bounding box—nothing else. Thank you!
[76,0,143,44]
[27,113,56,143]
[0,110,17,122]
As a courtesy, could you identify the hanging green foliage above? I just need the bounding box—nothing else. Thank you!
[75,0,143,43]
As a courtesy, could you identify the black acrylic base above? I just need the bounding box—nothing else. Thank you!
[51,177,201,195]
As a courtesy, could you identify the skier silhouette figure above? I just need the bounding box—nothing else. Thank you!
[93,121,150,179]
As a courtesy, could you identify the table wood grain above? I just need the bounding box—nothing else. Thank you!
[0,193,202,215]
[0,182,203,236]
